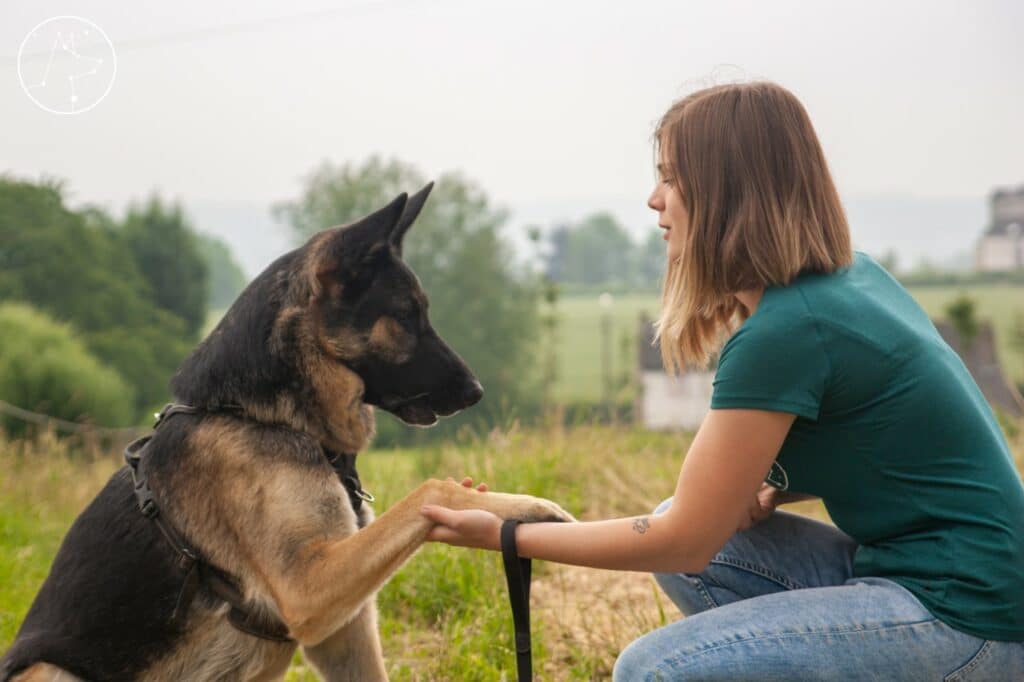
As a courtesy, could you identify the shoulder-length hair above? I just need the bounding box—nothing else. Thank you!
[654,81,853,372]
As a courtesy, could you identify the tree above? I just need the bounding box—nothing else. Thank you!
[0,176,194,414]
[273,157,541,437]
[195,233,249,311]
[636,230,668,289]
[559,213,634,287]
[945,293,979,351]
[121,195,209,337]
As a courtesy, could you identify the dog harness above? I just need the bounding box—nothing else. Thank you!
[123,403,375,643]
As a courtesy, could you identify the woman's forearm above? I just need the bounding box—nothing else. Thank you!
[514,513,710,574]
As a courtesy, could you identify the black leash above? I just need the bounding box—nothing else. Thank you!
[500,519,533,682]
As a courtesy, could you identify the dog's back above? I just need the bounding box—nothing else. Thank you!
[2,466,187,681]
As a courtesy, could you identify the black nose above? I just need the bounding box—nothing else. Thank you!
[461,379,484,406]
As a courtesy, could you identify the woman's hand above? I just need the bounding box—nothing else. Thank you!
[420,477,503,551]
[737,482,780,530]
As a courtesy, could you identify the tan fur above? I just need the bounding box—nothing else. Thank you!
[368,317,414,363]
[303,602,387,681]
[10,664,83,682]
[263,306,375,454]
[140,604,294,682]
[145,412,570,679]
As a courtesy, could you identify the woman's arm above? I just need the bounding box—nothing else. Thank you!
[421,408,797,574]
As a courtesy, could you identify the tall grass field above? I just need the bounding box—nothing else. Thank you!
[2,425,1022,680]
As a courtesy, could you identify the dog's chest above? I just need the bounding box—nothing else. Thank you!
[142,606,295,682]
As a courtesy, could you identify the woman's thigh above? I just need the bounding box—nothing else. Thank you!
[613,575,1024,681]
[651,498,858,616]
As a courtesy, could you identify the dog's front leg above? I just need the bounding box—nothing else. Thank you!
[272,478,572,647]
[302,600,387,682]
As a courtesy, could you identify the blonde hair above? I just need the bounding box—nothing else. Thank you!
[654,81,853,372]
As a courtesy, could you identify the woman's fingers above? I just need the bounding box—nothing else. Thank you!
[421,504,459,527]
[426,525,462,542]
[456,476,487,492]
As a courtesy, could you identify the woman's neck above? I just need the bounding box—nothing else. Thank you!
[735,288,764,316]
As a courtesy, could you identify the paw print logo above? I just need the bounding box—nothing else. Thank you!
[17,16,117,115]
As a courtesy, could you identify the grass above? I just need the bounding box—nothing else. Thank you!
[0,426,823,680]
[2,424,1022,679]
[552,284,1024,402]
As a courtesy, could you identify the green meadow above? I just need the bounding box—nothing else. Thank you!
[0,427,815,680]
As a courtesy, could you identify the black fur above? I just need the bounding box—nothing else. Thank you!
[1,185,481,680]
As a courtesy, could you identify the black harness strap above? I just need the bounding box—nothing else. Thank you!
[325,448,375,516]
[123,403,373,644]
[500,519,533,682]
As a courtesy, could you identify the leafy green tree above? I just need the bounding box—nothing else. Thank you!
[274,157,541,437]
[0,176,194,414]
[196,233,249,311]
[121,195,209,336]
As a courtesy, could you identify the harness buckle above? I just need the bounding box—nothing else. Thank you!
[140,498,159,518]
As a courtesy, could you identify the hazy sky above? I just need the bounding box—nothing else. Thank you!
[2,0,1022,273]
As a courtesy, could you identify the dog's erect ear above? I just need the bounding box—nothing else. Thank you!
[344,192,409,252]
[315,193,408,292]
[390,182,434,255]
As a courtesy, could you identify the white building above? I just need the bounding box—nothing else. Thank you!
[976,186,1024,272]
[635,317,716,431]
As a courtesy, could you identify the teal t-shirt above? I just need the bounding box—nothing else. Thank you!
[710,250,1024,642]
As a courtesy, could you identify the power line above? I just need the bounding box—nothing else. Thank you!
[1,0,420,66]
[0,399,147,438]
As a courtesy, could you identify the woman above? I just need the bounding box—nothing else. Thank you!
[420,81,1024,680]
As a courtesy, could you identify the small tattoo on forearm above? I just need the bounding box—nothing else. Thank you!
[632,517,651,534]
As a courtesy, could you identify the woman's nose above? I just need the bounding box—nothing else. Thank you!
[647,187,661,211]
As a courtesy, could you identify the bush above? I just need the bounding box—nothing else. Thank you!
[0,304,135,433]
[0,176,197,414]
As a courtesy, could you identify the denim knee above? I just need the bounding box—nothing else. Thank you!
[613,634,665,682]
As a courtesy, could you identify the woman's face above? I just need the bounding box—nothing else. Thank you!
[647,149,689,263]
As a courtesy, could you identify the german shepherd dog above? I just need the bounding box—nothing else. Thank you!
[1,184,573,681]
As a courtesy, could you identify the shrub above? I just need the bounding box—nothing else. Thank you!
[0,303,134,433]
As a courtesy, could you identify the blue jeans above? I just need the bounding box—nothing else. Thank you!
[613,497,1024,681]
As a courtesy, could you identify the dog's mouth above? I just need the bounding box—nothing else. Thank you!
[377,390,476,427]
[381,393,438,427]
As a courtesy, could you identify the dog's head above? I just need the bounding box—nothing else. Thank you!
[171,183,482,448]
[306,183,482,426]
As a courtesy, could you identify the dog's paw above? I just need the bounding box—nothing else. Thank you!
[503,494,576,524]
